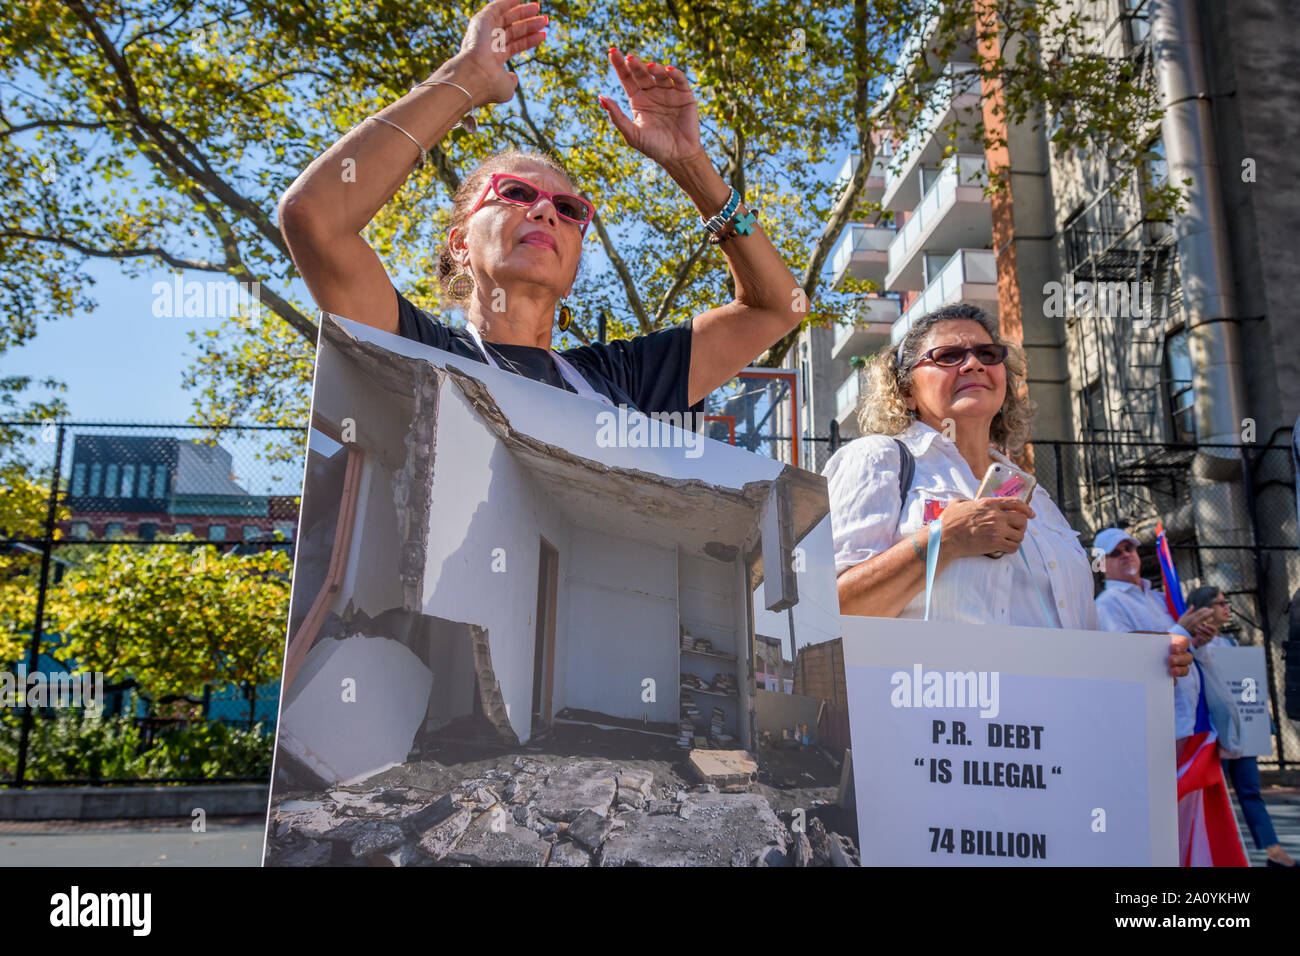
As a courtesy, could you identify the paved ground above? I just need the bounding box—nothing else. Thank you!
[1233,787,1300,867]
[1,790,1296,867]
[0,816,265,867]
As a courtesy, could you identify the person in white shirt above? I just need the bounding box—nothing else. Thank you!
[1185,584,1296,867]
[825,303,1191,677]
[1093,527,1215,736]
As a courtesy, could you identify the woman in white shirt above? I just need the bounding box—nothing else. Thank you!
[824,304,1190,676]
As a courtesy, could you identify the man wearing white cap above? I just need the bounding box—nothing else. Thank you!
[1093,526,1216,741]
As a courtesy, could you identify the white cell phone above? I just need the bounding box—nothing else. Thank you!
[976,462,1036,558]
[976,462,1037,503]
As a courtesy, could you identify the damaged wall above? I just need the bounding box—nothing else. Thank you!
[753,515,841,662]
[414,378,572,744]
[560,527,679,725]
[422,616,477,732]
[311,337,418,620]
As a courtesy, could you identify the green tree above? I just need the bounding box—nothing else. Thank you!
[0,377,69,664]
[54,542,291,702]
[2,0,1168,446]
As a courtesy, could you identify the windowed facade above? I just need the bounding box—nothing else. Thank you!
[207,524,227,542]
[121,463,136,498]
[71,463,87,497]
[139,522,158,541]
[174,523,193,537]
[105,522,125,539]
[243,524,262,541]
[151,464,168,498]
[104,464,119,498]
[1165,328,1196,442]
[89,462,102,496]
[69,521,90,540]
[1080,380,1109,492]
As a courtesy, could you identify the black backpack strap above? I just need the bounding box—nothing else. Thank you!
[893,437,915,513]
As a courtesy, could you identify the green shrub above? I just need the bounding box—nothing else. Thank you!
[0,710,273,782]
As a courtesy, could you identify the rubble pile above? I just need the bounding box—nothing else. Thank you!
[266,754,859,867]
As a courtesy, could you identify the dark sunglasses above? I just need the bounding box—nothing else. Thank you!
[1108,541,1138,557]
[913,344,1009,368]
[471,174,594,234]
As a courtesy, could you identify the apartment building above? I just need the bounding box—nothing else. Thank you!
[796,0,1300,759]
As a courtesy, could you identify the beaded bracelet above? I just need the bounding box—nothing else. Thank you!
[702,186,740,236]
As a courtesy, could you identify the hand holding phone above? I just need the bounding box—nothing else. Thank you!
[975,462,1037,558]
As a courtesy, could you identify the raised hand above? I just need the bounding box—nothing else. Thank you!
[450,0,549,106]
[599,47,704,171]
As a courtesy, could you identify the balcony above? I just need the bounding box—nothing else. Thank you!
[832,296,902,361]
[832,150,890,207]
[885,154,990,293]
[890,249,999,345]
[881,62,982,214]
[835,370,862,430]
[829,223,896,289]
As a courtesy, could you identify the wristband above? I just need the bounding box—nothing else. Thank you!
[702,186,740,235]
[910,531,926,562]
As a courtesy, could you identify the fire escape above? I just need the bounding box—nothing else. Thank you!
[1060,32,1189,533]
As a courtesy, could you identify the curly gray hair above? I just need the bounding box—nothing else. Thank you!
[855,303,1035,454]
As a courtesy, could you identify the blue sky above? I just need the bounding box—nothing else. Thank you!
[4,262,220,422]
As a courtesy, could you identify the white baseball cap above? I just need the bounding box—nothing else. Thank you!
[1093,527,1140,556]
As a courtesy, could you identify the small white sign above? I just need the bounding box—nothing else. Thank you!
[841,616,1178,866]
[1201,645,1272,758]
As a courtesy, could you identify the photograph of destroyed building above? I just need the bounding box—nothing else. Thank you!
[263,315,858,867]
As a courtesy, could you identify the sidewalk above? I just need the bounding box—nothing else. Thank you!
[0,815,265,867]
[1,793,1295,867]
[1233,788,1300,867]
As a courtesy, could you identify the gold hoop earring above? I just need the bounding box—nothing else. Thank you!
[448,270,475,299]
[557,299,573,332]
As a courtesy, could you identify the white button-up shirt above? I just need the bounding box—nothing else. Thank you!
[1096,578,1196,737]
[824,421,1097,630]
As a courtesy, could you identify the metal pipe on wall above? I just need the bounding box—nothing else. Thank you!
[1151,0,1253,594]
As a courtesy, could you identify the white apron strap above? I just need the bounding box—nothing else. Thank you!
[464,321,613,407]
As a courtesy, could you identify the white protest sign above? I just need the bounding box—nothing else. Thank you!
[1200,645,1271,758]
[841,616,1178,866]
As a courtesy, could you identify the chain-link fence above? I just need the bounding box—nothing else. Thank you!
[820,426,1299,769]
[0,421,306,786]
[1027,432,1299,768]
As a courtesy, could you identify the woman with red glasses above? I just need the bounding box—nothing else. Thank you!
[278,0,805,414]
[823,304,1191,678]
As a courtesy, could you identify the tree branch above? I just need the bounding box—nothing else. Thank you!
[0,229,222,272]
[0,117,119,139]
[759,0,875,367]
[64,0,291,260]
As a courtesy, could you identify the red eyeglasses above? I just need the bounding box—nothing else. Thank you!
[470,174,594,235]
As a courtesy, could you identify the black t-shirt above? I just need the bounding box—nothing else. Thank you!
[394,291,700,416]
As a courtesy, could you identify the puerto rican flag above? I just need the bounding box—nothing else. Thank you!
[1155,522,1186,620]
[1176,661,1249,867]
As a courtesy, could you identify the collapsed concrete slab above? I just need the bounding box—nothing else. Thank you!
[278,635,433,785]
[445,806,551,867]
[530,760,618,822]
[416,807,472,861]
[547,841,592,867]
[598,791,788,867]
[567,808,618,852]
